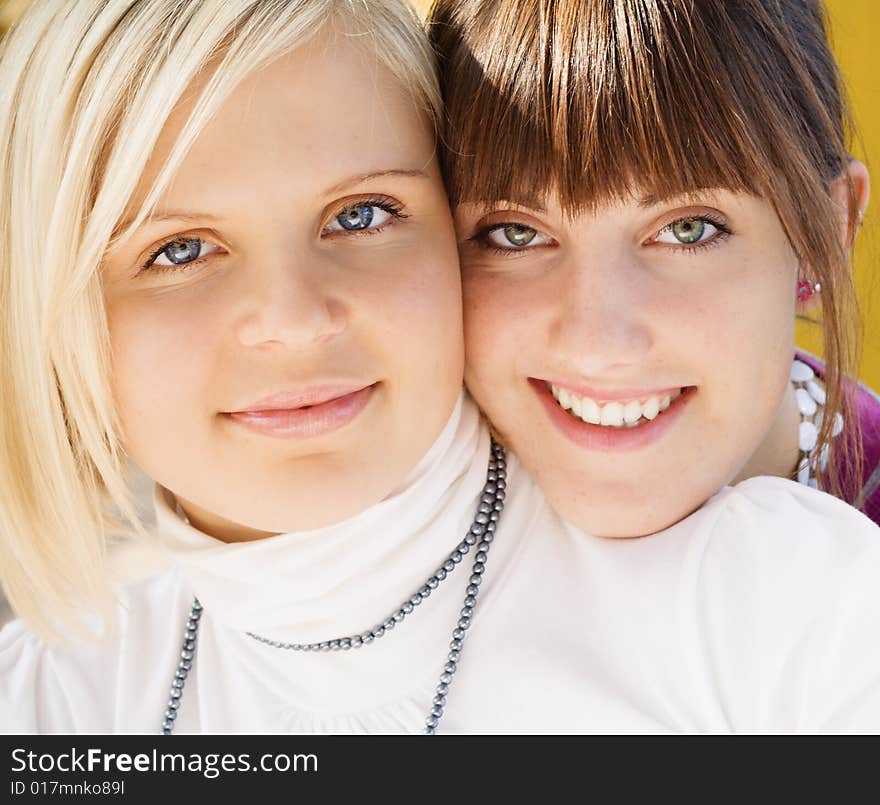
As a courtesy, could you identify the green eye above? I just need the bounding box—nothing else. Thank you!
[502,225,537,246]
[485,223,544,249]
[480,220,552,252]
[655,216,724,248]
[671,219,705,244]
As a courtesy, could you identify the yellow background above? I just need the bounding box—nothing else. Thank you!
[803,0,879,388]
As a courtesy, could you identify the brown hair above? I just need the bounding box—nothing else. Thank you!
[428,0,864,501]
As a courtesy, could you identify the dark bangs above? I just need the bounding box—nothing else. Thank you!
[429,0,865,505]
[429,0,847,215]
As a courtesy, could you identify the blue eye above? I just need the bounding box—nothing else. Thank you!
[153,238,210,266]
[144,237,222,272]
[324,200,402,235]
[337,204,377,230]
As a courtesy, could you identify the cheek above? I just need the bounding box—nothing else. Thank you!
[462,268,557,404]
[337,236,465,403]
[106,296,218,441]
[703,260,795,370]
[462,272,521,381]
[675,257,796,442]
[404,253,462,337]
[395,278,462,388]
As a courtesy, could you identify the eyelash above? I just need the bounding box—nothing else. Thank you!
[139,240,209,275]
[470,213,733,257]
[653,214,733,254]
[469,224,546,257]
[321,195,409,238]
[137,196,409,276]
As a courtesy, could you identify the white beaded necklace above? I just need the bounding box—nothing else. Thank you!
[791,357,844,488]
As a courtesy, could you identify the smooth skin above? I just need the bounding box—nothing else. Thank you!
[456,165,868,538]
[102,27,463,542]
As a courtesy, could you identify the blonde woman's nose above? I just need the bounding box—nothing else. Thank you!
[235,256,347,349]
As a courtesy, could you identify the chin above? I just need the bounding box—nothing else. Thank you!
[175,466,398,539]
[550,489,707,539]
[197,493,376,539]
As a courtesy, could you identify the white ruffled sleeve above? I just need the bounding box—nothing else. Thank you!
[694,477,880,732]
[0,571,179,734]
[0,618,84,733]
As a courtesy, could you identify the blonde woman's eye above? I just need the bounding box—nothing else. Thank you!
[325,203,395,233]
[150,237,221,267]
[484,224,550,249]
[655,217,719,245]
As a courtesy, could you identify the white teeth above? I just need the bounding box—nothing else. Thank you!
[623,400,642,424]
[600,402,624,427]
[548,384,684,428]
[581,397,601,424]
[642,398,660,420]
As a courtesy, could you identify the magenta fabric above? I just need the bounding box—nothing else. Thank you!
[796,350,880,526]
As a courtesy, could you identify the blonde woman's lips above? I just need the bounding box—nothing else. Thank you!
[223,383,377,439]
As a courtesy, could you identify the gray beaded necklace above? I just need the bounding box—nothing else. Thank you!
[161,438,507,735]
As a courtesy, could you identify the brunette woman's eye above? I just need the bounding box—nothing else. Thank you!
[479,223,552,250]
[654,216,725,246]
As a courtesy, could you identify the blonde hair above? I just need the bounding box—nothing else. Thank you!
[429,0,864,503]
[0,0,441,642]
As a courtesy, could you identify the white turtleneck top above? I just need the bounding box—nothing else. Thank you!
[3,393,880,734]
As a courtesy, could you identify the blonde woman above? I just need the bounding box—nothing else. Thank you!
[2,0,880,735]
[0,0,522,734]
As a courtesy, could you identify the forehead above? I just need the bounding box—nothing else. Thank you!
[455,186,751,221]
[127,28,436,219]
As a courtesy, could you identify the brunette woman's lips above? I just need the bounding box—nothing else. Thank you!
[223,383,377,439]
[529,378,695,452]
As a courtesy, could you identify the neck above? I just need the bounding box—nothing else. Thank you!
[733,381,801,484]
[174,496,279,543]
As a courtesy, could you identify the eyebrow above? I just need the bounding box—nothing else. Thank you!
[511,198,547,213]
[324,168,430,195]
[115,170,429,235]
[473,197,548,214]
[638,190,715,209]
[639,193,676,208]
[114,210,223,237]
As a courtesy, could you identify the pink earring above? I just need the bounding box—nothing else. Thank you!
[797,280,821,302]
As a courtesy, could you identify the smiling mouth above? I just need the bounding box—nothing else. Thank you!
[223,384,377,439]
[547,383,690,428]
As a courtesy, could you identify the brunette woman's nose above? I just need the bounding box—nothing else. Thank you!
[547,249,653,373]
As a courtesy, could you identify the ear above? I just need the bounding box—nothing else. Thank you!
[829,158,870,247]
[798,160,869,314]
